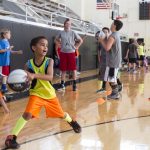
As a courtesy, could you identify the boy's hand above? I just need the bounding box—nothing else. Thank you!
[26,71,35,83]
[17,50,23,54]
[98,36,105,42]
[9,45,14,50]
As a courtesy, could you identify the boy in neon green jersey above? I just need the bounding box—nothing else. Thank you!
[5,36,81,149]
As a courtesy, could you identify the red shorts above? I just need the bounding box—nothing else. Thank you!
[2,66,10,76]
[59,52,76,71]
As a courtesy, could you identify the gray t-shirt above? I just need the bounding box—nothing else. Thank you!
[56,30,81,53]
[98,40,107,67]
[128,43,137,58]
[106,32,122,68]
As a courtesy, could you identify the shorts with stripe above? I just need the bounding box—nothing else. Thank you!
[104,66,119,83]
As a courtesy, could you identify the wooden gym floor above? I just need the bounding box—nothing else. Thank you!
[0,69,150,150]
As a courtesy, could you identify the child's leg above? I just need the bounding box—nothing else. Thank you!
[11,112,31,136]
[63,112,73,122]
[45,97,81,133]
[5,112,31,149]
[1,76,8,92]
[1,66,10,93]
[5,95,40,149]
[11,96,42,136]
[63,112,81,133]
[0,96,10,113]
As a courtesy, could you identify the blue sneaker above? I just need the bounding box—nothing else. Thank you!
[1,84,8,93]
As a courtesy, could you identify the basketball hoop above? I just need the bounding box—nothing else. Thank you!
[116,16,125,20]
[116,13,128,20]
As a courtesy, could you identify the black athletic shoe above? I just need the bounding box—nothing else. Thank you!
[68,120,81,133]
[118,83,123,92]
[107,93,120,100]
[73,84,77,91]
[96,88,106,93]
[57,84,65,91]
[5,135,20,149]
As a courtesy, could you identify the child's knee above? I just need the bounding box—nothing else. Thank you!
[22,112,32,120]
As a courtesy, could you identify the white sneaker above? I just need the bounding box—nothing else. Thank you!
[77,71,80,75]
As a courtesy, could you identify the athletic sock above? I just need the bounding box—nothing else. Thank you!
[63,113,72,123]
[11,116,27,136]
[73,80,76,85]
[61,80,65,85]
[102,81,106,89]
[117,78,122,85]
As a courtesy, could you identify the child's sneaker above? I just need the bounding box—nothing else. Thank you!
[68,120,81,133]
[1,84,8,93]
[107,93,120,100]
[57,84,65,91]
[118,83,123,92]
[133,70,137,74]
[96,88,106,93]
[5,135,20,149]
[73,84,77,91]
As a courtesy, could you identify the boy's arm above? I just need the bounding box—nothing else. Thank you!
[125,49,129,58]
[97,49,101,63]
[55,44,60,59]
[75,38,83,50]
[99,36,115,51]
[0,48,11,53]
[25,59,54,82]
[11,50,23,54]
[74,32,83,49]
[54,33,61,44]
[0,45,14,53]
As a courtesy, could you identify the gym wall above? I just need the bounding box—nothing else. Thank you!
[0,19,98,71]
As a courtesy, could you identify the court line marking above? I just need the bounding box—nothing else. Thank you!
[19,114,150,145]
[1,115,150,149]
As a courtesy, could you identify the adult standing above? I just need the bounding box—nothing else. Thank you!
[55,18,83,91]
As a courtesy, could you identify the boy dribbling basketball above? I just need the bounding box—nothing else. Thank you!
[5,36,81,149]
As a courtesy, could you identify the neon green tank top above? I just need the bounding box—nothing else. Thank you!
[28,57,56,100]
[138,45,144,56]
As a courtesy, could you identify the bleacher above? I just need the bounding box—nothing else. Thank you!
[0,0,100,34]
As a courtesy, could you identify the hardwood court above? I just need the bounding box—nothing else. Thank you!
[0,69,150,150]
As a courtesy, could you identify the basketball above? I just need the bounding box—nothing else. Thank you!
[95,30,105,40]
[7,69,30,92]
[98,30,105,38]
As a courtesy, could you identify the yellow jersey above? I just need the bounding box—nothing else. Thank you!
[138,45,144,56]
[27,57,56,100]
